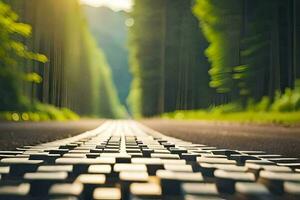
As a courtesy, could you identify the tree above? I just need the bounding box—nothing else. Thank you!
[128,0,166,117]
[128,0,212,117]
[0,1,47,111]
[6,0,125,118]
[194,0,298,104]
[193,0,243,101]
[163,0,212,111]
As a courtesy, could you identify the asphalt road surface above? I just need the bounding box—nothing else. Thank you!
[141,119,300,159]
[0,119,103,150]
[0,119,299,159]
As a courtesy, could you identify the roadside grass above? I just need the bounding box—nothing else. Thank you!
[0,103,79,122]
[161,110,300,125]
[162,89,300,125]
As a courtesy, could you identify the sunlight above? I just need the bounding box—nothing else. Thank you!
[80,0,133,11]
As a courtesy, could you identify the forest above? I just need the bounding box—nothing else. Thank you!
[0,0,299,124]
[128,0,300,123]
[0,0,125,121]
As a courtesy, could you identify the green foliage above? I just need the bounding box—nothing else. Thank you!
[209,103,243,114]
[210,89,300,113]
[4,0,125,119]
[127,0,165,117]
[271,89,300,112]
[129,0,298,117]
[193,0,296,102]
[60,108,80,120]
[0,1,47,112]
[128,0,212,117]
[59,0,125,118]
[0,1,81,121]
[162,88,300,125]
[246,97,271,112]
[0,104,79,122]
[3,0,297,120]
[193,0,243,94]
[238,1,274,99]
[23,73,43,84]
[0,1,47,64]
[162,110,300,125]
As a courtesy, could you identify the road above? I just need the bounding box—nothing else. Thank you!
[141,119,300,159]
[0,119,299,158]
[1,120,298,199]
[0,119,103,150]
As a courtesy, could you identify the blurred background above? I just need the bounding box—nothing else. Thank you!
[0,0,299,125]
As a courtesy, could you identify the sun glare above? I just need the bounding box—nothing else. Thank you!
[80,0,133,11]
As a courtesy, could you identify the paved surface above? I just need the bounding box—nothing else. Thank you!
[0,119,103,150]
[0,119,299,158]
[141,119,300,159]
[0,120,299,199]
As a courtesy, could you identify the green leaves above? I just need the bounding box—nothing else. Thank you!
[193,0,243,96]
[0,1,48,67]
[23,72,42,83]
[9,41,48,62]
[0,1,47,111]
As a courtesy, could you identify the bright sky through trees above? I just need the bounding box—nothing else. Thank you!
[80,0,133,11]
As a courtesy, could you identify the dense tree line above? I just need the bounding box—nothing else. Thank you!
[4,0,125,118]
[128,0,212,117]
[0,1,47,111]
[128,0,300,117]
[194,0,299,102]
